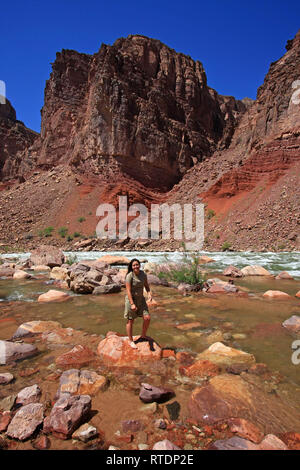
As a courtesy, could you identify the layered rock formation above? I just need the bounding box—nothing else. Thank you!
[0,98,37,181]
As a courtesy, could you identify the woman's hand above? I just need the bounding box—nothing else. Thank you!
[131,303,137,311]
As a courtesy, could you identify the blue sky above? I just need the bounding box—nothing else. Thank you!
[1,0,299,132]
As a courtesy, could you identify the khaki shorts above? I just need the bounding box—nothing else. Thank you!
[124,297,150,320]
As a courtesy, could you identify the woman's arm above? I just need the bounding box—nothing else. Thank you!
[144,274,152,301]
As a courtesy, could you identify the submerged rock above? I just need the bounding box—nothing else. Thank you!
[152,439,181,450]
[0,372,14,384]
[0,340,38,365]
[97,334,162,366]
[282,315,300,334]
[139,383,175,403]
[183,359,221,378]
[15,384,42,406]
[55,345,97,368]
[72,423,98,442]
[188,373,300,434]
[13,270,32,280]
[12,320,62,339]
[6,403,44,441]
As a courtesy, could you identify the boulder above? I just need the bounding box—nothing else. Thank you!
[15,384,42,406]
[72,423,98,442]
[43,394,91,439]
[55,345,97,368]
[13,270,32,280]
[282,315,300,334]
[122,420,145,433]
[296,291,300,298]
[143,262,157,274]
[97,334,162,366]
[188,374,300,434]
[196,342,256,368]
[0,411,12,432]
[96,255,130,266]
[56,369,107,397]
[50,266,69,281]
[198,256,215,264]
[12,320,62,339]
[263,290,291,299]
[152,439,181,450]
[0,340,38,365]
[38,289,70,302]
[31,265,51,271]
[93,284,121,294]
[139,383,175,403]
[183,360,221,379]
[205,278,239,293]
[0,267,15,277]
[275,271,294,280]
[226,418,264,443]
[223,265,243,277]
[210,434,288,450]
[0,373,14,384]
[67,262,111,294]
[6,403,44,440]
[32,435,50,450]
[29,245,65,268]
[240,265,272,276]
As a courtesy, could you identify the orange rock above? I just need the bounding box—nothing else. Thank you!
[176,351,195,366]
[97,334,162,366]
[185,360,221,378]
[279,432,300,450]
[296,291,300,298]
[55,345,96,368]
[162,349,176,359]
[263,290,291,299]
[226,418,264,443]
[38,290,70,302]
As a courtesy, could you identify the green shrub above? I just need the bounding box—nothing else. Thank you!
[67,235,73,242]
[221,241,232,252]
[78,217,86,223]
[43,227,54,237]
[207,209,216,220]
[58,227,68,238]
[73,232,81,238]
[158,249,205,287]
[66,254,78,265]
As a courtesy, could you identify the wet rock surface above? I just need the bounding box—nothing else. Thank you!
[6,403,44,440]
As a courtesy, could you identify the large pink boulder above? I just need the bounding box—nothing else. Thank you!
[263,290,291,300]
[97,334,162,366]
[38,290,70,302]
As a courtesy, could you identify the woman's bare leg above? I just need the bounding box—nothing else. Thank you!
[141,315,151,338]
[126,319,138,348]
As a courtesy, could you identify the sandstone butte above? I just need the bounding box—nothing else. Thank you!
[0,30,299,252]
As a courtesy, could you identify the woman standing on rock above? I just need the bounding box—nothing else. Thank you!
[124,258,153,349]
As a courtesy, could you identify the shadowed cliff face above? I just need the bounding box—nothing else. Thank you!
[169,29,300,251]
[0,99,38,181]
[24,35,247,191]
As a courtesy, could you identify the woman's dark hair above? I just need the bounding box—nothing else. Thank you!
[127,258,141,274]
